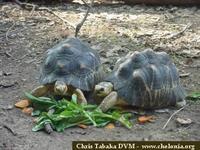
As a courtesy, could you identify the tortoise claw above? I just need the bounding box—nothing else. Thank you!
[74,89,87,105]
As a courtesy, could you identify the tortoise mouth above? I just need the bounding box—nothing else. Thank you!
[94,88,105,96]
[94,85,113,97]
[95,91,106,97]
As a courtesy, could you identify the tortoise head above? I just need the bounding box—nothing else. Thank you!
[94,82,113,97]
[54,81,68,95]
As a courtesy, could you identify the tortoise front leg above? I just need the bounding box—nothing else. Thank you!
[31,85,49,97]
[74,89,87,105]
[98,91,118,112]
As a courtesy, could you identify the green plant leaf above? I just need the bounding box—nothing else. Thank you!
[71,94,77,104]
[187,92,200,101]
[28,93,133,132]
[31,110,41,116]
[32,119,52,132]
[25,92,56,106]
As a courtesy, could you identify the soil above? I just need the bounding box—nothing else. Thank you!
[0,1,200,150]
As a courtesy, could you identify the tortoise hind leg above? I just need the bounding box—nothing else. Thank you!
[98,91,118,112]
[74,89,87,104]
[31,85,49,97]
[176,99,186,108]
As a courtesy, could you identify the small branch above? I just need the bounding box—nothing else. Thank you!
[0,81,18,88]
[179,73,190,78]
[3,125,17,136]
[15,0,38,10]
[5,48,13,58]
[162,106,186,129]
[15,0,75,29]
[6,18,16,41]
[81,0,91,7]
[166,23,192,39]
[39,7,75,29]
[75,0,94,37]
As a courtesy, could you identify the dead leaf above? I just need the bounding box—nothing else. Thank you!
[33,117,38,123]
[78,124,88,129]
[22,107,33,115]
[138,116,154,124]
[15,99,30,108]
[176,117,192,125]
[105,123,115,129]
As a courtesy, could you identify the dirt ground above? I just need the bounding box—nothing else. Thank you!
[0,1,200,150]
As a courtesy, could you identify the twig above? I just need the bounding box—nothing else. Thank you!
[179,73,190,78]
[0,81,18,88]
[0,51,13,58]
[30,4,36,16]
[75,0,94,37]
[6,18,16,41]
[15,0,75,29]
[38,7,75,29]
[18,53,29,60]
[15,0,38,10]
[4,48,13,58]
[81,0,91,7]
[162,106,186,129]
[166,23,192,39]
[3,125,17,136]
[5,51,13,58]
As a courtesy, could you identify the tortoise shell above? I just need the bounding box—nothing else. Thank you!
[40,37,104,91]
[105,49,186,109]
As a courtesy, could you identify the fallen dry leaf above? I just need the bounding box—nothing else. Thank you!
[15,99,30,109]
[78,124,88,129]
[138,116,154,124]
[22,107,33,115]
[33,118,38,123]
[105,123,115,129]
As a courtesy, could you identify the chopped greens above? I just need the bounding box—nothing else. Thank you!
[187,92,200,101]
[25,92,132,132]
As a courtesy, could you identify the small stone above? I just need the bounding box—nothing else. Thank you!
[176,117,192,126]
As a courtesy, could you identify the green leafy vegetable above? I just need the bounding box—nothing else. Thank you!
[187,92,200,101]
[25,93,133,132]
[31,110,41,116]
